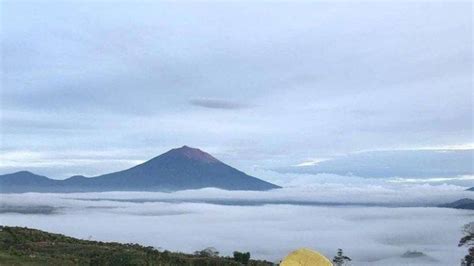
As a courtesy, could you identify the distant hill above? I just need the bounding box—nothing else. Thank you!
[0,226,273,266]
[439,198,474,210]
[468,187,474,191]
[0,146,280,193]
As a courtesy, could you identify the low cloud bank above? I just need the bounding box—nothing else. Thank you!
[0,193,471,265]
[25,183,472,206]
[1,185,472,265]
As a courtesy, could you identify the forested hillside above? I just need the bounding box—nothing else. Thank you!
[0,226,273,266]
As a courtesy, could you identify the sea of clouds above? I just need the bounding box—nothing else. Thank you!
[0,184,473,265]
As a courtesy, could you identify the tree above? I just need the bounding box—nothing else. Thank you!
[332,249,351,266]
[233,251,251,265]
[460,222,474,247]
[460,223,474,266]
[194,247,219,257]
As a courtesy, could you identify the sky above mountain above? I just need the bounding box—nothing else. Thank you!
[1,1,472,183]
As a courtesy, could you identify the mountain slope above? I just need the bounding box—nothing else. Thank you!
[0,146,280,192]
[0,171,61,193]
[439,198,474,210]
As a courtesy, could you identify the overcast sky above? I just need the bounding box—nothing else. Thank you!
[1,1,472,181]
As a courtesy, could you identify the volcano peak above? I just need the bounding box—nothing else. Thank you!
[165,145,220,163]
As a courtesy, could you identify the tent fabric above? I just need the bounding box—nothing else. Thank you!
[280,248,333,266]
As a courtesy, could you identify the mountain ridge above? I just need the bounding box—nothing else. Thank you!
[0,146,280,193]
[438,198,474,210]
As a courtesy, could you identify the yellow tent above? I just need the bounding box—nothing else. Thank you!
[280,248,333,266]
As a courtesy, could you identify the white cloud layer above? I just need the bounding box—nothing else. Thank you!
[0,186,473,265]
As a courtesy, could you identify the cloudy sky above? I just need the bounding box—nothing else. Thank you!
[1,1,472,182]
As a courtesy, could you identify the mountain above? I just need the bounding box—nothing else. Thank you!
[0,146,280,193]
[0,171,62,193]
[468,187,474,191]
[439,198,474,210]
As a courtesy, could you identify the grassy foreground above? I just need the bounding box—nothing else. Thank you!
[0,226,274,266]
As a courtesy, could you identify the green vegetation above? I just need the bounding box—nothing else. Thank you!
[233,251,250,265]
[0,226,273,266]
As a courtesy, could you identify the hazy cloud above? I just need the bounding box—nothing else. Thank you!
[189,98,251,110]
[277,149,474,179]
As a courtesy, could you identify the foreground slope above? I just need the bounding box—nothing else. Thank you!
[0,146,280,192]
[0,226,273,266]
